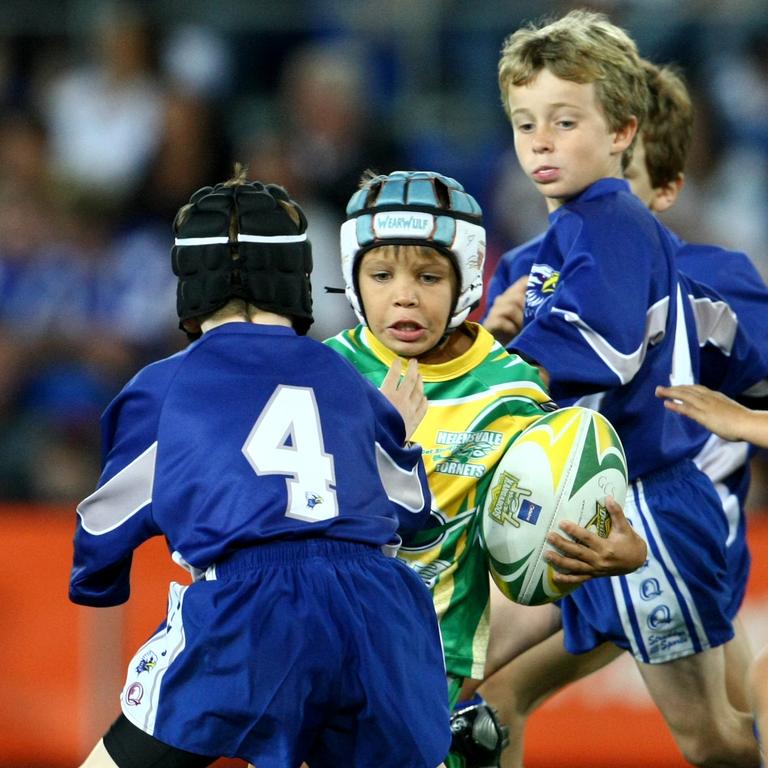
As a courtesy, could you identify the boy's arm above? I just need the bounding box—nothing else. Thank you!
[367,373,432,533]
[483,275,528,346]
[511,213,658,401]
[656,384,768,448]
[70,380,163,607]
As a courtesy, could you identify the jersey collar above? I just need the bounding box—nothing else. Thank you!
[362,322,496,381]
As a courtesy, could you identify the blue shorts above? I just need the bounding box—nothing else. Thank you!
[119,538,450,768]
[712,466,752,620]
[561,460,734,664]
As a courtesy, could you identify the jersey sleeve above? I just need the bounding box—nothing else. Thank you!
[69,369,166,607]
[483,237,542,322]
[365,382,431,534]
[511,212,663,401]
[683,272,768,398]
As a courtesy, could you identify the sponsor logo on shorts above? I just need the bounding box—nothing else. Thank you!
[647,631,688,656]
[640,578,662,600]
[125,682,144,706]
[647,604,672,629]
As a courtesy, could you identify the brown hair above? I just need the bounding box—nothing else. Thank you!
[498,9,649,167]
[640,60,693,188]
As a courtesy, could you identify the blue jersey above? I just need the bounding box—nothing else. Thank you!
[509,178,768,480]
[483,233,544,319]
[70,322,430,607]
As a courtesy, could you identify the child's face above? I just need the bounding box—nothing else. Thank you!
[358,245,457,359]
[506,68,636,207]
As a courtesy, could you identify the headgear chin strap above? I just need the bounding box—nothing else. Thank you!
[340,171,486,330]
[172,181,313,338]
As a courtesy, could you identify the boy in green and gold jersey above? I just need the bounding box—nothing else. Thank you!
[326,170,646,768]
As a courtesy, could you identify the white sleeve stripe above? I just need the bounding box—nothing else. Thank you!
[374,442,425,513]
[688,295,737,353]
[77,442,157,535]
[550,296,669,384]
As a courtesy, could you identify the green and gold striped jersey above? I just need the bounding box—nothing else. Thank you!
[326,322,554,678]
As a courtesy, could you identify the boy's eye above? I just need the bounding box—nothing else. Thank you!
[557,119,575,129]
[515,121,535,133]
[420,273,442,284]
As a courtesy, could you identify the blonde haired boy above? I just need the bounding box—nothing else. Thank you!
[483,9,763,767]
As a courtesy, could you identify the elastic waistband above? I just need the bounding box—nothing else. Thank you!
[207,538,382,580]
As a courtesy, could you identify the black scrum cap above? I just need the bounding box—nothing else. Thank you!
[172,181,313,337]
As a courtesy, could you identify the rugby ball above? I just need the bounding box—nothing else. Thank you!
[480,406,628,606]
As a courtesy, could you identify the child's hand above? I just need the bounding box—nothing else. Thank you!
[543,497,647,584]
[380,358,427,441]
[655,384,752,442]
[482,275,528,345]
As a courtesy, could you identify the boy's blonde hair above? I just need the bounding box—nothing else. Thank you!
[640,60,693,188]
[498,9,649,167]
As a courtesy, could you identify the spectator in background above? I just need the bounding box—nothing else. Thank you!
[39,1,165,207]
[240,41,405,340]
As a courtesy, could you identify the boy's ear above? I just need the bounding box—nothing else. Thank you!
[650,174,684,213]
[182,317,202,335]
[612,116,639,154]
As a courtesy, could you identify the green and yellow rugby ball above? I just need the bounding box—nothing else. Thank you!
[481,406,628,606]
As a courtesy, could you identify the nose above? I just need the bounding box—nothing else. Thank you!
[531,125,553,153]
[392,277,418,306]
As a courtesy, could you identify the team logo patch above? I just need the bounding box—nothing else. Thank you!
[135,651,157,674]
[429,430,501,479]
[525,264,560,316]
[305,492,323,509]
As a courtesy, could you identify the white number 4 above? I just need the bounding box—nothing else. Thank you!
[242,385,339,522]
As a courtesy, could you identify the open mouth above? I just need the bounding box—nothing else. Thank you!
[389,321,426,342]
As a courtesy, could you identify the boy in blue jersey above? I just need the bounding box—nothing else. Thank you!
[475,57,768,768]
[476,10,765,767]
[71,169,453,768]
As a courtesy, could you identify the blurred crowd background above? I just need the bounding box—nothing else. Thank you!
[0,0,767,506]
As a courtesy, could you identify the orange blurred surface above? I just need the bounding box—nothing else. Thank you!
[2,504,766,767]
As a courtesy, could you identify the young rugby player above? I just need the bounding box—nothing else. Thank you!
[71,170,453,768]
[476,57,768,767]
[475,10,766,766]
